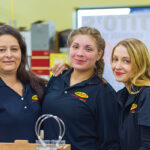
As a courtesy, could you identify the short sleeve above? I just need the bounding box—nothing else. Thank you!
[138,87,150,127]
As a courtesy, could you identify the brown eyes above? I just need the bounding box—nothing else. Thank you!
[0,49,4,52]
[0,48,18,53]
[72,45,78,49]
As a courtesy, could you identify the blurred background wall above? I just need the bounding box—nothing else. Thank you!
[0,0,150,31]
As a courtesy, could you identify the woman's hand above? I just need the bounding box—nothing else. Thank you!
[50,62,70,77]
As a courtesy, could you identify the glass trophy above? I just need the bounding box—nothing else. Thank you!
[35,114,66,150]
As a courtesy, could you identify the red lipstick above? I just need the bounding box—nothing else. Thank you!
[115,72,124,76]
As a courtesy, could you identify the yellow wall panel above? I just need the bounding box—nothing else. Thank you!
[0,0,150,31]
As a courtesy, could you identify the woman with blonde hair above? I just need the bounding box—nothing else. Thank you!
[112,38,150,150]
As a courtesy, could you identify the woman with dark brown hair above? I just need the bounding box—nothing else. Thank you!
[0,25,65,142]
[0,25,47,142]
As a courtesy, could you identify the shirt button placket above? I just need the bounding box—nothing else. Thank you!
[24,106,27,109]
[64,91,68,94]
[21,97,27,110]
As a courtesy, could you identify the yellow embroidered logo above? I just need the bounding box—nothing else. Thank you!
[32,95,39,102]
[74,92,88,98]
[130,104,137,110]
[130,104,137,113]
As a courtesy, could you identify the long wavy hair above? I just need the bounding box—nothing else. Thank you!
[67,26,105,79]
[112,38,150,93]
[0,25,47,101]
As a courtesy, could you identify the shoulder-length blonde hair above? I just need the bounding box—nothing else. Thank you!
[111,38,150,94]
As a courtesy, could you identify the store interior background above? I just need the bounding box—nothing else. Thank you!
[1,0,150,90]
[1,0,150,31]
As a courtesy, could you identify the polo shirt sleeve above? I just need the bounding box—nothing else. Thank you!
[138,88,150,127]
[96,84,120,149]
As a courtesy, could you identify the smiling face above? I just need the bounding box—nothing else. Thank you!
[69,34,102,73]
[112,44,134,84]
[0,35,21,75]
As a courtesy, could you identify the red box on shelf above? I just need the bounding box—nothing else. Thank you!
[31,59,49,67]
[31,50,50,75]
[32,68,49,75]
[32,50,50,56]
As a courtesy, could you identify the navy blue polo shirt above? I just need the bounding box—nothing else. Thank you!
[117,87,150,150]
[42,69,120,150]
[0,78,42,143]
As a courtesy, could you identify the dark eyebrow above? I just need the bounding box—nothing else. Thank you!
[86,45,93,47]
[10,45,19,47]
